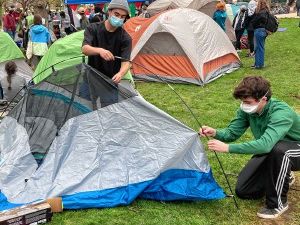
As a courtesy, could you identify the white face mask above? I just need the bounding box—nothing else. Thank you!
[240,102,260,114]
[240,91,269,114]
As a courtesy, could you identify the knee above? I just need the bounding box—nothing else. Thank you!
[235,182,252,199]
[235,186,247,199]
[235,181,264,200]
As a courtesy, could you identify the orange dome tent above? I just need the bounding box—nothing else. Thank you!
[124,8,240,85]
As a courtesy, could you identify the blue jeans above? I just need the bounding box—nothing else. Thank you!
[5,30,15,40]
[254,28,267,68]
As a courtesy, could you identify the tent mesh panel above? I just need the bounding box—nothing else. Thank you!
[8,63,137,165]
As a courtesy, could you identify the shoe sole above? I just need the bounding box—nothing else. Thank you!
[257,205,289,219]
[289,178,295,187]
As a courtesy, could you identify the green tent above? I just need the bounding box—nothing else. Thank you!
[129,3,137,17]
[34,31,133,84]
[0,32,33,81]
[0,32,24,64]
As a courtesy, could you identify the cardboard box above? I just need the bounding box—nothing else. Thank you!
[0,202,52,225]
[46,198,63,213]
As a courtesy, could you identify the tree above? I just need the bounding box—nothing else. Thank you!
[0,0,5,28]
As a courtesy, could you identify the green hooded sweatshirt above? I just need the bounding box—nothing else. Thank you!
[215,98,300,154]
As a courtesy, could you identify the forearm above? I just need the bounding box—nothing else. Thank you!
[229,139,273,155]
[118,62,131,77]
[82,45,101,56]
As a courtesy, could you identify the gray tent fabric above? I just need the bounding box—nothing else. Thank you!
[0,63,225,211]
[0,59,33,82]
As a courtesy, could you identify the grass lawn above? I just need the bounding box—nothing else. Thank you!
[49,18,300,225]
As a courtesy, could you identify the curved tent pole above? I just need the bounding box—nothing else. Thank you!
[115,55,240,211]
[32,55,85,83]
[0,55,239,211]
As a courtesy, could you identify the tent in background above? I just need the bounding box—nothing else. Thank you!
[33,31,86,84]
[0,62,225,211]
[0,32,32,82]
[146,0,236,42]
[124,8,240,85]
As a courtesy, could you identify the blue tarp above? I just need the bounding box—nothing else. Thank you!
[0,169,224,211]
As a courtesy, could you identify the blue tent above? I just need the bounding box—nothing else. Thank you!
[0,62,224,211]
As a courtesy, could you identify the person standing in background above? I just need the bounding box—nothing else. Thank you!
[232,5,248,52]
[213,2,227,31]
[78,7,90,30]
[3,5,17,39]
[26,15,51,69]
[60,11,72,35]
[251,0,269,69]
[247,0,258,57]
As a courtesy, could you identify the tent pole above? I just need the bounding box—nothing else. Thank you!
[115,55,240,212]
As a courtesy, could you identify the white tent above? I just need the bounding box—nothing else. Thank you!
[146,0,236,41]
[124,9,240,85]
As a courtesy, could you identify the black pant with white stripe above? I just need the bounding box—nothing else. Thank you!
[235,141,300,209]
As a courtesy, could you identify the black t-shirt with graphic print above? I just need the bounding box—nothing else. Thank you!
[82,22,132,78]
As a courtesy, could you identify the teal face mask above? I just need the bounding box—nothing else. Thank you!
[109,16,124,27]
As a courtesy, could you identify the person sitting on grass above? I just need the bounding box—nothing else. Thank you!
[0,61,26,102]
[199,75,300,219]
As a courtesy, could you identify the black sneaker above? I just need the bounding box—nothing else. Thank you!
[257,203,289,219]
[289,171,295,187]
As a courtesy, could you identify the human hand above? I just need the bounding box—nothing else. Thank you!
[99,48,114,61]
[207,139,229,153]
[199,126,216,137]
[112,72,123,84]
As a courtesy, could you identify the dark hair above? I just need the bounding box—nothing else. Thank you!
[5,61,17,90]
[94,6,102,14]
[33,14,43,25]
[233,76,272,100]
[256,0,270,13]
[60,11,66,18]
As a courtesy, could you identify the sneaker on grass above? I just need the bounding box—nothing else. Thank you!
[257,203,288,219]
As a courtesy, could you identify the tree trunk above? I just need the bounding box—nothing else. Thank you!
[0,0,4,28]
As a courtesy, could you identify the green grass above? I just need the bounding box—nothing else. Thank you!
[49,19,300,225]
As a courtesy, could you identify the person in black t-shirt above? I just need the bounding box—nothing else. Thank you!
[81,0,133,108]
[82,0,132,84]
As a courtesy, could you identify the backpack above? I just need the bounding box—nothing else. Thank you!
[265,12,279,34]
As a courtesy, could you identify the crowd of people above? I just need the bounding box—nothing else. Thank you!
[213,0,275,69]
[0,0,299,220]
[1,0,281,73]
[1,1,152,49]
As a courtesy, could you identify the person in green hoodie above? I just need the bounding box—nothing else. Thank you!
[199,75,300,219]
